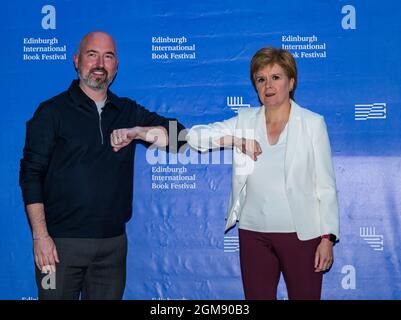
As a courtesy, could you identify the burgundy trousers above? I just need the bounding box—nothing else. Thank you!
[238,229,323,300]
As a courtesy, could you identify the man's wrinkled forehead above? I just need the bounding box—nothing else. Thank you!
[78,32,117,56]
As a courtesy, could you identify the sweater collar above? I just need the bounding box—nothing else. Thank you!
[68,79,121,109]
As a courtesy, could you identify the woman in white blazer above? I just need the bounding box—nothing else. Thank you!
[186,48,339,300]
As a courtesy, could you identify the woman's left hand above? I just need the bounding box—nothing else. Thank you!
[314,239,334,272]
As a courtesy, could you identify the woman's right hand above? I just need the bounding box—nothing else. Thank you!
[233,137,262,161]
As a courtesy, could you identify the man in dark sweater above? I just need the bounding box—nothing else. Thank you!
[19,31,185,299]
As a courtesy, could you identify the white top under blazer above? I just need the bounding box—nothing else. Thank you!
[186,100,340,241]
[239,111,295,233]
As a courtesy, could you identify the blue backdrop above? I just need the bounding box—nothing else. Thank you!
[1,0,401,299]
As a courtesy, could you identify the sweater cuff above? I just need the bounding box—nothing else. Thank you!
[22,184,44,205]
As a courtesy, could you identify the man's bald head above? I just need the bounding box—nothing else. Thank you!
[77,31,118,58]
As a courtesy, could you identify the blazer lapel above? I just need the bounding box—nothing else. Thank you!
[285,100,301,180]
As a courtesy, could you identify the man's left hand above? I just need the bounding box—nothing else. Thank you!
[111,126,168,152]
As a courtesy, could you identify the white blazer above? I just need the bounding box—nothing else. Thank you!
[186,100,340,241]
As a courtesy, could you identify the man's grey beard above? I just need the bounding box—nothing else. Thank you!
[77,68,115,91]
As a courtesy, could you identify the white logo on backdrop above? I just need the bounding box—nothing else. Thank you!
[41,271,56,290]
[341,265,356,290]
[41,5,56,30]
[360,226,384,251]
[355,103,386,120]
[226,97,251,113]
[223,236,239,252]
[341,5,356,30]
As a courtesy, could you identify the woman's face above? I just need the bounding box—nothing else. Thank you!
[254,63,294,109]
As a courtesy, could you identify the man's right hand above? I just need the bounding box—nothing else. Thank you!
[34,236,59,274]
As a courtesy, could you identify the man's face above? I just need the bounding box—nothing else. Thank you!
[74,32,118,91]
